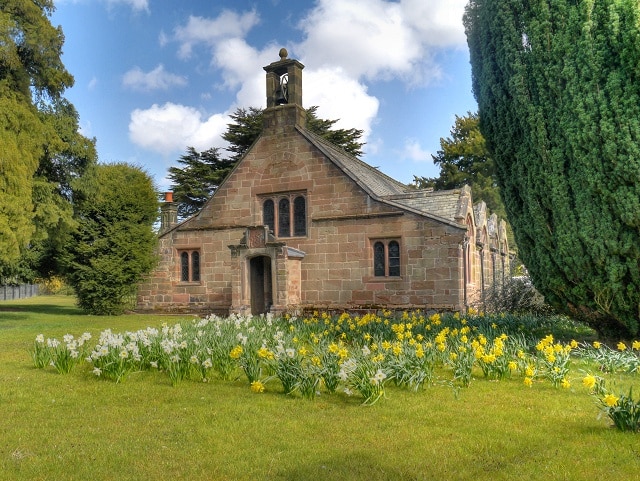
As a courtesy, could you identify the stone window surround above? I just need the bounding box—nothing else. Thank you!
[369,237,402,279]
[260,191,307,238]
[177,248,201,284]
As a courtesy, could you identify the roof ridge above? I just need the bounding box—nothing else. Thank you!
[297,127,410,193]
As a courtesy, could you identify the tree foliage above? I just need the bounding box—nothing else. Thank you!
[167,147,235,219]
[465,0,640,337]
[412,112,506,220]
[62,164,158,315]
[222,105,365,161]
[0,0,73,100]
[0,0,92,280]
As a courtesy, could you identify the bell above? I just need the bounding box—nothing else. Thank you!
[275,86,287,105]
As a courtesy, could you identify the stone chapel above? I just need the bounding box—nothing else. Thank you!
[136,49,510,315]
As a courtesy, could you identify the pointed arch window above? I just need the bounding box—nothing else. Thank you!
[293,196,306,236]
[260,192,307,238]
[372,239,401,277]
[278,198,290,237]
[179,249,201,283]
[263,199,275,233]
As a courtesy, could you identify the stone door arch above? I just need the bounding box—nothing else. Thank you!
[228,226,305,316]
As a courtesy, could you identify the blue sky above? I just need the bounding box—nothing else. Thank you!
[52,0,477,189]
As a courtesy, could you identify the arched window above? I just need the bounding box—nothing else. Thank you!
[179,250,201,282]
[191,251,200,282]
[180,252,190,282]
[373,239,401,277]
[293,196,306,236]
[465,215,475,284]
[374,242,386,277]
[261,193,307,238]
[263,199,275,233]
[278,198,290,237]
[388,241,400,276]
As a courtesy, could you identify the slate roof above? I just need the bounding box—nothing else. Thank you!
[298,127,467,229]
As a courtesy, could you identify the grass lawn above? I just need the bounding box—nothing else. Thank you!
[1,296,639,481]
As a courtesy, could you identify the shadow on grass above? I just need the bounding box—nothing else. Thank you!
[0,303,83,316]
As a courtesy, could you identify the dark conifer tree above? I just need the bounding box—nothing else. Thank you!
[465,0,640,337]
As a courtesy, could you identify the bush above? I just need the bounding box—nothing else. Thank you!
[472,276,554,316]
[62,163,158,315]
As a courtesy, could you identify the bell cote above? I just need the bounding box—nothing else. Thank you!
[263,48,306,131]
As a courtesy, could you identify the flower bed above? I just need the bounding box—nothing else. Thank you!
[30,310,640,430]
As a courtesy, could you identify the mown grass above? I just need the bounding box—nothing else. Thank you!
[1,296,639,481]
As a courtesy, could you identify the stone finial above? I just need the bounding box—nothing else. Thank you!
[279,48,288,60]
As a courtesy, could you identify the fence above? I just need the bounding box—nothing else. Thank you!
[0,284,39,301]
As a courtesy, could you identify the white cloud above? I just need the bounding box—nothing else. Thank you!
[105,0,149,12]
[122,64,187,92]
[402,139,432,163]
[129,103,229,155]
[87,76,98,91]
[136,0,466,159]
[174,10,260,59]
[304,67,379,144]
[296,0,467,85]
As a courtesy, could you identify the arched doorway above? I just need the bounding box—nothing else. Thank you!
[249,256,272,315]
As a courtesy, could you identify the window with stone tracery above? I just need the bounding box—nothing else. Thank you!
[179,250,200,282]
[261,192,306,238]
[372,239,401,277]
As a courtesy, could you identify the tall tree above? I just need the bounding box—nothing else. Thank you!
[0,0,77,270]
[465,0,640,337]
[62,164,158,315]
[413,112,506,220]
[222,105,365,161]
[168,147,235,219]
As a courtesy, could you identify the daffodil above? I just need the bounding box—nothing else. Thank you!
[603,393,619,407]
[250,380,265,393]
[582,374,596,390]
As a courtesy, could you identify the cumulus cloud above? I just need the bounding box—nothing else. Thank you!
[122,64,187,92]
[296,0,467,85]
[304,67,379,144]
[174,10,260,59]
[134,0,467,158]
[106,0,149,12]
[129,103,229,154]
[402,139,433,163]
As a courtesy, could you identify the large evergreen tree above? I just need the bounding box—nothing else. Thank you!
[222,105,365,161]
[413,112,506,220]
[62,164,158,315]
[0,1,94,281]
[465,0,640,337]
[168,147,235,218]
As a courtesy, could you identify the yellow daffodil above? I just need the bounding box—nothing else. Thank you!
[603,393,619,407]
[230,345,243,359]
[582,375,596,390]
[250,380,265,393]
[617,342,627,351]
